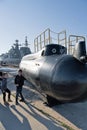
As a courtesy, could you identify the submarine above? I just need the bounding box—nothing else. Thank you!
[20,40,87,105]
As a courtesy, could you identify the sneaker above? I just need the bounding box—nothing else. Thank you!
[16,102,19,105]
[8,99,12,102]
[20,99,24,102]
[4,101,9,105]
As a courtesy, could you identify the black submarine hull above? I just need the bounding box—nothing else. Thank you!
[20,43,87,104]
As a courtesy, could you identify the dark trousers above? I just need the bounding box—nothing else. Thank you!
[3,88,11,102]
[16,87,24,103]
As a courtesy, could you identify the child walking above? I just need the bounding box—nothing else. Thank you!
[15,69,25,105]
[1,72,12,105]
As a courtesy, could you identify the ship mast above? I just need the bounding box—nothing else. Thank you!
[25,36,28,47]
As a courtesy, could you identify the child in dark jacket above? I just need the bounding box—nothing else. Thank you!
[14,69,25,105]
[1,73,12,104]
[0,72,2,89]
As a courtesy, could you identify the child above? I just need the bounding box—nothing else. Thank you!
[1,72,12,104]
[15,69,25,105]
[0,72,2,89]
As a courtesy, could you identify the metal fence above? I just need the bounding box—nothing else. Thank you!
[34,28,86,55]
[68,35,85,55]
[34,28,67,52]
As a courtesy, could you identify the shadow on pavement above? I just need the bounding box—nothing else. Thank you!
[53,102,87,130]
[0,103,31,130]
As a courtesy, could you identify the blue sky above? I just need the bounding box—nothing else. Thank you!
[0,0,87,54]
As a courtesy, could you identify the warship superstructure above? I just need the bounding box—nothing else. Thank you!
[0,36,31,66]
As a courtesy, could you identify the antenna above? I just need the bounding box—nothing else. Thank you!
[22,36,30,47]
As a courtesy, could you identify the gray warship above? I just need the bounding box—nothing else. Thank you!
[0,36,31,66]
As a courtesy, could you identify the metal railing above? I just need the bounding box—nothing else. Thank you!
[34,28,67,52]
[68,35,85,55]
[34,28,86,55]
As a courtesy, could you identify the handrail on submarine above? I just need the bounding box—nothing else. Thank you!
[68,35,86,55]
[34,28,67,52]
[34,28,86,55]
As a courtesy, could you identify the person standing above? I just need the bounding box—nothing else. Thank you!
[1,72,12,105]
[14,69,25,105]
[0,72,2,89]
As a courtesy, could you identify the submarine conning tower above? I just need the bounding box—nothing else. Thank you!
[73,41,87,63]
